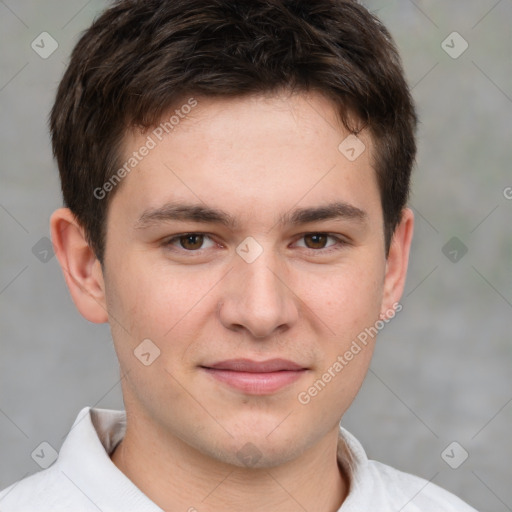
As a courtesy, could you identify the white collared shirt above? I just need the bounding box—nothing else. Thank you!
[0,407,478,511]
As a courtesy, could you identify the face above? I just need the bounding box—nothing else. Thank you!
[98,91,405,468]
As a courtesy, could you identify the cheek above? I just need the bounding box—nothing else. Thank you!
[106,255,177,335]
[105,254,222,362]
[295,269,382,417]
[296,257,385,337]
[104,265,189,401]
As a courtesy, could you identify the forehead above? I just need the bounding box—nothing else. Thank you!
[110,91,381,230]
[122,90,368,162]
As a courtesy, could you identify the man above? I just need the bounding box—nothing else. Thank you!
[0,0,478,510]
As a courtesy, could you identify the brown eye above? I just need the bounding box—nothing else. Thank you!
[294,233,346,254]
[303,233,329,249]
[178,234,204,250]
[163,233,217,254]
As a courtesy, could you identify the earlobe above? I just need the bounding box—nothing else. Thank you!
[50,208,108,324]
[381,208,414,315]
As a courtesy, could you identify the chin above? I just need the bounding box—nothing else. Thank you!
[197,421,309,470]
[206,438,303,470]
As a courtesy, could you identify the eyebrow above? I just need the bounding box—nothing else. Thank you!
[134,200,367,230]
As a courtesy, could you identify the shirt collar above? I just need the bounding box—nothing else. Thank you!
[57,407,162,511]
[57,406,370,511]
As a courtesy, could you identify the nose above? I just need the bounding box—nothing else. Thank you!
[217,247,299,339]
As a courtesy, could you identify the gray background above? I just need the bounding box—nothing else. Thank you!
[1,1,511,510]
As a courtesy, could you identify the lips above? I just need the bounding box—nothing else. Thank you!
[206,358,305,372]
[201,358,307,395]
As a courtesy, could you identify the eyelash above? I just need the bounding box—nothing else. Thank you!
[162,232,348,256]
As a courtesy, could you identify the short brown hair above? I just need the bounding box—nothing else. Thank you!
[50,0,417,262]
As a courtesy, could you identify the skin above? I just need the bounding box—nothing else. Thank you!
[50,91,413,512]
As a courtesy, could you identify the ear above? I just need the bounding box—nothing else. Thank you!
[381,208,414,317]
[50,208,108,323]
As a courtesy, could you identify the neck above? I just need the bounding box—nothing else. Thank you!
[110,415,348,512]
